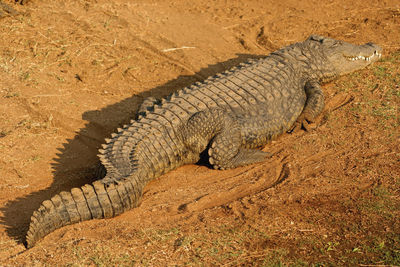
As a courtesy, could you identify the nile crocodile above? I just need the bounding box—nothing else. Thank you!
[25,35,382,248]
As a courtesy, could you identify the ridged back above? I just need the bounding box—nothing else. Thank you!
[98,50,309,180]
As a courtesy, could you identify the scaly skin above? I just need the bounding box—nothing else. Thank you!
[25,35,382,248]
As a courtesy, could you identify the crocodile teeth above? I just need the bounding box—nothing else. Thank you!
[348,51,381,62]
[374,51,382,58]
[348,55,370,61]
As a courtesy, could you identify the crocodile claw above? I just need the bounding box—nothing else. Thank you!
[289,112,316,133]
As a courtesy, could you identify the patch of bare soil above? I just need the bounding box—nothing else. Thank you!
[0,0,399,265]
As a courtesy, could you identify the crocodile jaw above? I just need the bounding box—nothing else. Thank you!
[345,50,382,62]
[327,40,382,76]
[307,35,383,79]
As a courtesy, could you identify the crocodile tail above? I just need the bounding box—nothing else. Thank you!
[25,176,142,248]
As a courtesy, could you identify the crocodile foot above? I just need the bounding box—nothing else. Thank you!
[289,112,317,132]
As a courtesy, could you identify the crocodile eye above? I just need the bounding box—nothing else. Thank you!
[308,35,324,43]
[320,38,338,47]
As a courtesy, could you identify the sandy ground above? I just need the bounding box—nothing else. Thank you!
[0,0,399,265]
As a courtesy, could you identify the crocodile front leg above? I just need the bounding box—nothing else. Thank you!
[291,80,324,132]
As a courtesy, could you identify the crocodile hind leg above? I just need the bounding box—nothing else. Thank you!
[183,109,270,170]
[291,80,325,132]
[203,113,269,170]
[209,141,270,170]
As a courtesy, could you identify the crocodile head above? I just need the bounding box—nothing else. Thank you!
[307,35,382,81]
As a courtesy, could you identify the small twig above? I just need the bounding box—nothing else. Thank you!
[162,46,196,52]
[222,24,239,29]
[15,184,29,189]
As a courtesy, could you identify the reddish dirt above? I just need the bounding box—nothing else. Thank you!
[0,0,399,265]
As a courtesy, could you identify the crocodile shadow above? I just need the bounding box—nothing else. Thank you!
[0,54,265,244]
